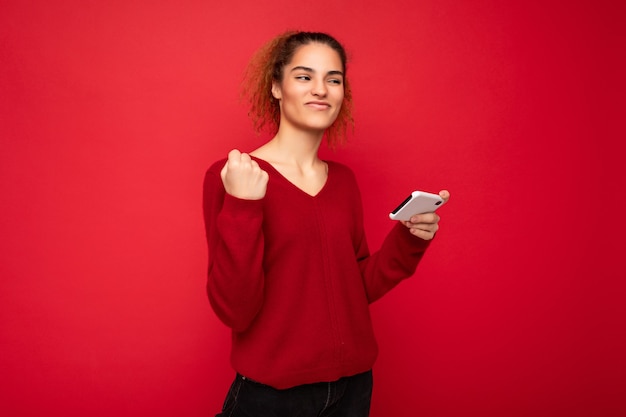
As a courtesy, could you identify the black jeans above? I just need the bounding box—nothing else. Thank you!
[215,370,373,417]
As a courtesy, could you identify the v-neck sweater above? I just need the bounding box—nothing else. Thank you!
[203,157,432,389]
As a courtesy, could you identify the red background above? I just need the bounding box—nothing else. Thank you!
[1,1,624,416]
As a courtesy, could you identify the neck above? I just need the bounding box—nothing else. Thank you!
[265,125,325,167]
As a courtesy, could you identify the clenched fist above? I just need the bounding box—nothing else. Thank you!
[220,149,269,200]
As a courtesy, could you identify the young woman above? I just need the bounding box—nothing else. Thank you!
[203,31,449,417]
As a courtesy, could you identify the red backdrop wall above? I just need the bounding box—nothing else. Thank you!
[1,1,624,416]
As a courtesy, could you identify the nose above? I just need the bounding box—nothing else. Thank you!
[311,79,327,97]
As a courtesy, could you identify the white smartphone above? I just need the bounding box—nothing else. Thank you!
[389,191,445,221]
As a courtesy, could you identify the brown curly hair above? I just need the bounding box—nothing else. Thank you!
[241,31,354,148]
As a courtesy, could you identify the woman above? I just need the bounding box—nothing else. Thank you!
[203,31,449,417]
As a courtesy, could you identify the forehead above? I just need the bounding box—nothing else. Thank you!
[289,42,343,70]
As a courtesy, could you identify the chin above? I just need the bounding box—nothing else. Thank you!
[308,116,339,131]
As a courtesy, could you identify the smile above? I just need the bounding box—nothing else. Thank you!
[305,101,331,110]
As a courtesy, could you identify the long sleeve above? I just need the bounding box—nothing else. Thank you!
[355,200,432,303]
[202,164,266,332]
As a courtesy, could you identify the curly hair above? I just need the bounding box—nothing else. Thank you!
[241,31,354,148]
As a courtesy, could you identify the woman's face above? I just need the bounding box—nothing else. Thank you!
[272,42,345,135]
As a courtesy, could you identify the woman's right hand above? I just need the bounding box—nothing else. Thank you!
[220,149,269,200]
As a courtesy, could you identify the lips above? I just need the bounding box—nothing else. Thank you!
[305,101,331,110]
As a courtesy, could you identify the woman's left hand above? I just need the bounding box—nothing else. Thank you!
[402,190,450,240]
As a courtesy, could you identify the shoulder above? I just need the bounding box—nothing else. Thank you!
[206,158,227,176]
[327,160,357,180]
[327,161,361,192]
[326,160,362,199]
[203,158,228,193]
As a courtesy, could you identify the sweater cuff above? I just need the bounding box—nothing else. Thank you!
[392,221,432,251]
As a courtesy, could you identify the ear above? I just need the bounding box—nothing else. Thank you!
[271,82,282,100]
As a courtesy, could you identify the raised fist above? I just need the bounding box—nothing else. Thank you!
[220,149,269,200]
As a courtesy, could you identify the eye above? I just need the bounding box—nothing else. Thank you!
[295,75,311,81]
[328,78,343,85]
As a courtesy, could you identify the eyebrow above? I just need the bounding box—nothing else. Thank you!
[290,66,344,77]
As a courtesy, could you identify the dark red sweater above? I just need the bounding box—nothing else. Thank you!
[203,157,431,389]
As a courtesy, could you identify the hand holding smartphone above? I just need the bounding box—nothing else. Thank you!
[389,191,445,221]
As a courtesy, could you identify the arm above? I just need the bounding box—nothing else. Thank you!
[356,190,450,303]
[202,151,269,331]
[356,222,431,303]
